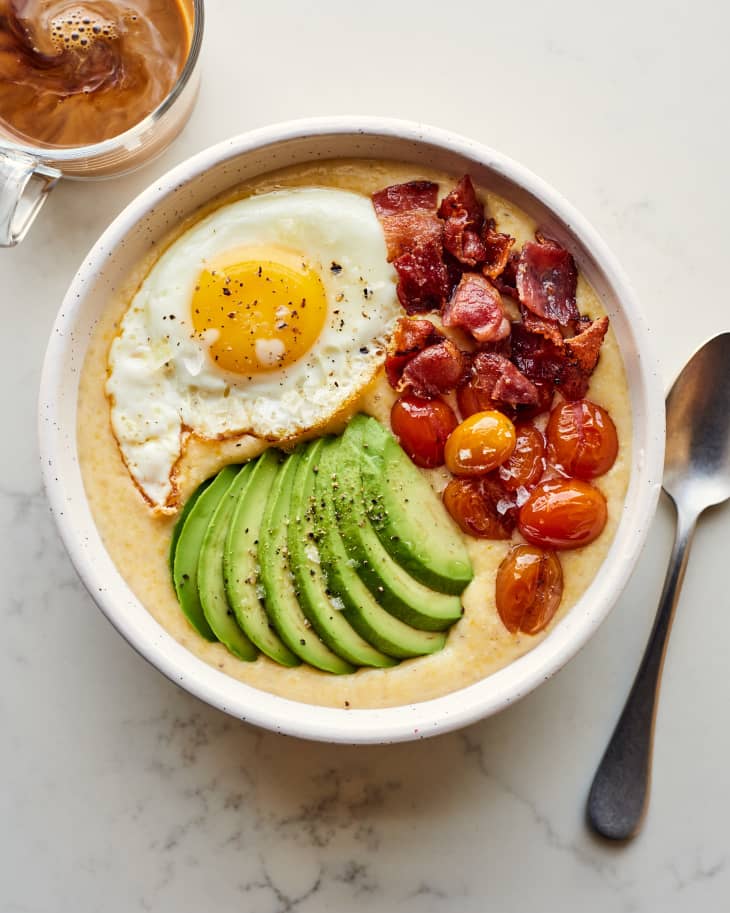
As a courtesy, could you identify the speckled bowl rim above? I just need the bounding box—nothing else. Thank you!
[39,117,665,744]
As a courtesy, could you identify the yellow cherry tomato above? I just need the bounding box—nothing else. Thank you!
[444,410,516,476]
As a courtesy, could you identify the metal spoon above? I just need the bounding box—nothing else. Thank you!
[587,332,730,840]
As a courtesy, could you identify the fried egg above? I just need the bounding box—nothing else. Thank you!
[106,187,399,512]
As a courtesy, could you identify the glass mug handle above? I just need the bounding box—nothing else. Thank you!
[0,149,61,247]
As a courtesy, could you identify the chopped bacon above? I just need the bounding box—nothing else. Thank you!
[459,352,539,413]
[516,235,579,325]
[378,210,443,262]
[511,324,566,387]
[492,250,519,298]
[511,317,609,401]
[401,339,469,398]
[482,219,515,280]
[566,316,609,375]
[519,306,564,347]
[385,317,443,388]
[516,379,555,419]
[393,241,450,313]
[372,180,439,217]
[438,176,487,267]
[438,175,483,224]
[443,218,487,266]
[442,273,510,344]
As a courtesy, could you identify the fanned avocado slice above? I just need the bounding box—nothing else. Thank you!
[356,414,473,595]
[332,423,463,632]
[259,451,353,674]
[169,476,213,574]
[172,465,240,641]
[224,450,300,667]
[289,439,397,669]
[314,439,447,658]
[197,464,258,661]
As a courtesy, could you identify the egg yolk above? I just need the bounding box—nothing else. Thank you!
[191,250,327,374]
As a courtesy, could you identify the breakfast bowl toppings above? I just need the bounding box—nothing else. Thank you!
[78,163,629,694]
[43,121,662,739]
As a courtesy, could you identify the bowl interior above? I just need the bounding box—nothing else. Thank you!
[40,120,664,743]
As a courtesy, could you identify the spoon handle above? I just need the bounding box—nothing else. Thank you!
[587,502,698,840]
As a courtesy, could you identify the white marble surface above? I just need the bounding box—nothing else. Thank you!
[2,1,729,910]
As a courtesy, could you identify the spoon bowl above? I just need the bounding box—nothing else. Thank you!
[664,332,730,511]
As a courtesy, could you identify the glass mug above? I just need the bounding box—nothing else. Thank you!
[0,0,204,247]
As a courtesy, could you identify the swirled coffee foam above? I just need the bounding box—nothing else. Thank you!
[0,0,191,147]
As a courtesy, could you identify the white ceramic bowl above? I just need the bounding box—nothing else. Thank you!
[39,117,665,744]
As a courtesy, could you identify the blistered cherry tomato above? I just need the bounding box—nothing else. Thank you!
[546,399,618,479]
[498,423,546,491]
[444,411,516,476]
[496,545,563,635]
[457,379,495,420]
[391,394,458,468]
[518,478,607,549]
[442,476,516,539]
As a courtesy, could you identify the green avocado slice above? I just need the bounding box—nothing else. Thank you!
[259,451,353,674]
[289,439,397,669]
[224,450,300,667]
[197,464,258,662]
[332,423,463,632]
[172,465,240,641]
[357,414,473,595]
[314,439,447,658]
[169,476,213,574]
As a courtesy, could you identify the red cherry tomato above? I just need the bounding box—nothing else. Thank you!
[546,399,618,479]
[498,423,546,491]
[444,411,516,476]
[496,545,564,635]
[518,478,607,549]
[391,394,458,468]
[456,379,495,420]
[442,476,517,539]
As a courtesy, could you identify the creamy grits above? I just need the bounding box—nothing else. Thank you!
[76,160,632,709]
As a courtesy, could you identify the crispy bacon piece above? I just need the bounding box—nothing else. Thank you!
[519,306,564,347]
[459,351,539,413]
[401,339,469,398]
[378,210,443,262]
[385,317,443,388]
[372,180,439,217]
[372,180,443,262]
[492,250,519,298]
[516,234,579,326]
[442,273,510,344]
[511,317,609,401]
[438,175,483,223]
[482,219,515,280]
[438,176,487,267]
[565,315,609,375]
[393,241,450,313]
[511,324,566,387]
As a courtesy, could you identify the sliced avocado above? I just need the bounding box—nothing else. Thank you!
[169,476,213,574]
[332,423,463,632]
[224,450,300,667]
[289,439,397,669]
[314,439,447,658]
[172,465,240,641]
[259,451,353,674]
[197,464,258,661]
[357,414,473,594]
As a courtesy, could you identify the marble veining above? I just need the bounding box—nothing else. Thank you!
[3,1,730,910]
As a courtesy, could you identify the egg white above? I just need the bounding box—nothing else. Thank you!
[107,187,399,512]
